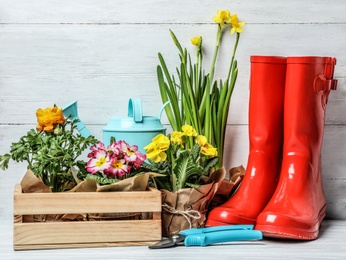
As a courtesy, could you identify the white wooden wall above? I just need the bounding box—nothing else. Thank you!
[1,0,345,219]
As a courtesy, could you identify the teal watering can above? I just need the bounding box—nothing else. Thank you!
[102,98,169,153]
[62,98,169,154]
[62,100,91,137]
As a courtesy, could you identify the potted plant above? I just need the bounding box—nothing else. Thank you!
[141,124,225,236]
[157,9,245,168]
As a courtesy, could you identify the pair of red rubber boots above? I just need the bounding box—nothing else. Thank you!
[206,56,337,240]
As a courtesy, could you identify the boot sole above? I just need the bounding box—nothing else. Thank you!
[255,206,326,240]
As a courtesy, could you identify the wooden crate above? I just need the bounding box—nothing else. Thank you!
[13,184,162,250]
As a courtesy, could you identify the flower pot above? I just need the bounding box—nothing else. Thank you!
[159,167,225,237]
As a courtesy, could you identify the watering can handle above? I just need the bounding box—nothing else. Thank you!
[128,98,143,123]
[157,101,171,119]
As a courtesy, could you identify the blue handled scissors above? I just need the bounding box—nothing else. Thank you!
[149,225,262,249]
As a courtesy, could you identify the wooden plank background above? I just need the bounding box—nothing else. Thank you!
[0,0,345,221]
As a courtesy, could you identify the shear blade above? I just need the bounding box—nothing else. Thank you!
[149,235,185,249]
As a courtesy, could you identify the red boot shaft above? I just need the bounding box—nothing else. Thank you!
[255,56,337,240]
[206,56,286,226]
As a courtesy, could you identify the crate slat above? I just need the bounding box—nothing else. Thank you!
[14,219,161,245]
[14,184,162,214]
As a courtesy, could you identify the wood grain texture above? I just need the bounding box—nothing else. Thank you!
[13,184,161,250]
[0,0,346,256]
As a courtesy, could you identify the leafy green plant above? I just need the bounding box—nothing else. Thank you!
[157,10,245,168]
[140,125,219,192]
[0,106,97,192]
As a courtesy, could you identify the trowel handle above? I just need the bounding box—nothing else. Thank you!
[128,98,143,123]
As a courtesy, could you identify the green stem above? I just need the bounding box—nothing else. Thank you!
[209,25,222,84]
[226,33,240,82]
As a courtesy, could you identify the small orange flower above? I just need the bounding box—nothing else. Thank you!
[36,106,65,132]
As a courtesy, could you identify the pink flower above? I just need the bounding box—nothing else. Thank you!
[86,149,111,174]
[88,142,107,158]
[85,140,146,179]
[107,141,121,156]
[106,157,131,178]
[133,151,146,169]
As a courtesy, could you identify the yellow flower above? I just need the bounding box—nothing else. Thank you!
[144,134,170,162]
[230,14,245,34]
[144,142,167,163]
[201,143,218,157]
[190,36,202,46]
[181,125,197,137]
[36,106,65,132]
[195,135,208,146]
[212,10,232,28]
[170,131,184,146]
[151,134,170,151]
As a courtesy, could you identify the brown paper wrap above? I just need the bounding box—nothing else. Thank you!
[209,165,245,208]
[160,167,225,237]
[19,169,155,222]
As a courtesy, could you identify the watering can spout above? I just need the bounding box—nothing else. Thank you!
[62,101,91,138]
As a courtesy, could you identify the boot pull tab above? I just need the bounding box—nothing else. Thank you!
[314,73,338,109]
[314,57,338,92]
[313,75,338,93]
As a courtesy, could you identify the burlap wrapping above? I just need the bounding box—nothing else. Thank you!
[160,167,225,237]
[209,165,245,208]
[19,169,155,222]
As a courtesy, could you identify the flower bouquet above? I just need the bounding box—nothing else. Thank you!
[141,125,225,236]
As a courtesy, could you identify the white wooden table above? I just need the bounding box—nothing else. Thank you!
[1,220,345,259]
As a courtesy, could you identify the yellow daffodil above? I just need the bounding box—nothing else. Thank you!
[36,106,65,132]
[190,36,202,46]
[230,14,245,34]
[182,125,198,137]
[212,10,232,28]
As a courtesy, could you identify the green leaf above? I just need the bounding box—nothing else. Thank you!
[173,151,204,191]
[191,143,201,162]
[202,156,219,174]
[0,154,11,170]
[86,173,120,185]
[186,182,200,189]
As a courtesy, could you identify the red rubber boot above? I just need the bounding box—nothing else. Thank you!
[206,56,286,226]
[255,56,337,240]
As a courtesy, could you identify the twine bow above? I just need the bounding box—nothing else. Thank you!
[162,203,201,229]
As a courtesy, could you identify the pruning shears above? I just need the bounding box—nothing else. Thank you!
[149,225,262,249]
